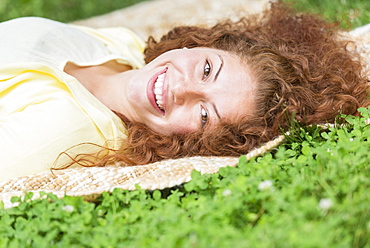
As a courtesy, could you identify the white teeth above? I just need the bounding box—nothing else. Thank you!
[155,81,163,88]
[153,72,166,110]
[154,88,162,95]
[157,74,165,81]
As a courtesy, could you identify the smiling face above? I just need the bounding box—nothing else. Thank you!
[115,48,256,135]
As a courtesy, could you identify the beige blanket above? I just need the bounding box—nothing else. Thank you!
[73,0,270,39]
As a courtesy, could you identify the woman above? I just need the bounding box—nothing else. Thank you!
[1,2,369,181]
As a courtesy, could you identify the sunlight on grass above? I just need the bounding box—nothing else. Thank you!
[1,110,370,247]
[283,0,370,29]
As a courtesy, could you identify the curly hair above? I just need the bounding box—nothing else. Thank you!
[60,1,370,168]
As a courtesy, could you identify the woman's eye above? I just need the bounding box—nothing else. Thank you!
[203,61,211,79]
[201,107,208,127]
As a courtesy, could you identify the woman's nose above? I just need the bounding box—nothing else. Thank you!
[172,82,205,105]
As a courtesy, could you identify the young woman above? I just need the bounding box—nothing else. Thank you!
[1,2,369,181]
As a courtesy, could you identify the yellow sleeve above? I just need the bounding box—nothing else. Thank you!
[0,64,115,181]
[0,95,106,181]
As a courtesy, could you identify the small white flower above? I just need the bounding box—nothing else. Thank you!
[258,180,273,191]
[222,189,232,197]
[62,205,75,213]
[327,148,331,152]
[318,198,333,210]
[349,138,354,142]
[97,209,104,217]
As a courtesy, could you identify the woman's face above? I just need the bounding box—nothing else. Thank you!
[116,48,256,135]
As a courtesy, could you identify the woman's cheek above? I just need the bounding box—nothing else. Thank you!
[168,116,199,134]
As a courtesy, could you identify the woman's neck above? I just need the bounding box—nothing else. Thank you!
[64,60,133,111]
[64,60,132,92]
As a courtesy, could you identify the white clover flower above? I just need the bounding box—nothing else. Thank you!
[62,205,75,213]
[318,198,333,210]
[258,180,273,191]
[222,189,232,197]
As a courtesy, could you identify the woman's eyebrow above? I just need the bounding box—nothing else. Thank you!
[212,102,221,120]
[211,54,223,121]
[215,54,224,81]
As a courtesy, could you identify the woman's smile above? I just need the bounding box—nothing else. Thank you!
[147,67,168,116]
[109,47,257,135]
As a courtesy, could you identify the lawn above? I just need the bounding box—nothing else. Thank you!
[0,0,147,23]
[1,109,369,247]
[284,0,370,29]
[0,0,369,247]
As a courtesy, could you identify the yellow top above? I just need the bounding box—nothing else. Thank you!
[0,17,145,181]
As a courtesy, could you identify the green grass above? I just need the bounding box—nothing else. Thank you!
[1,108,370,247]
[1,0,369,29]
[0,0,147,23]
[1,0,370,247]
[283,0,370,29]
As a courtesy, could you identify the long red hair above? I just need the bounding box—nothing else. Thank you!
[58,2,370,168]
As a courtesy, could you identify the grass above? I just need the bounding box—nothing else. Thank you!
[1,108,370,247]
[1,0,369,28]
[283,0,370,29]
[0,0,370,247]
[0,0,148,23]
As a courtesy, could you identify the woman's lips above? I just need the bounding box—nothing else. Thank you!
[147,68,167,116]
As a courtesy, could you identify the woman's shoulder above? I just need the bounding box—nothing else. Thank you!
[0,17,114,68]
[0,61,127,144]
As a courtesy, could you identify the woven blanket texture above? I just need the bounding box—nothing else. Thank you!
[0,134,286,209]
[1,0,370,209]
